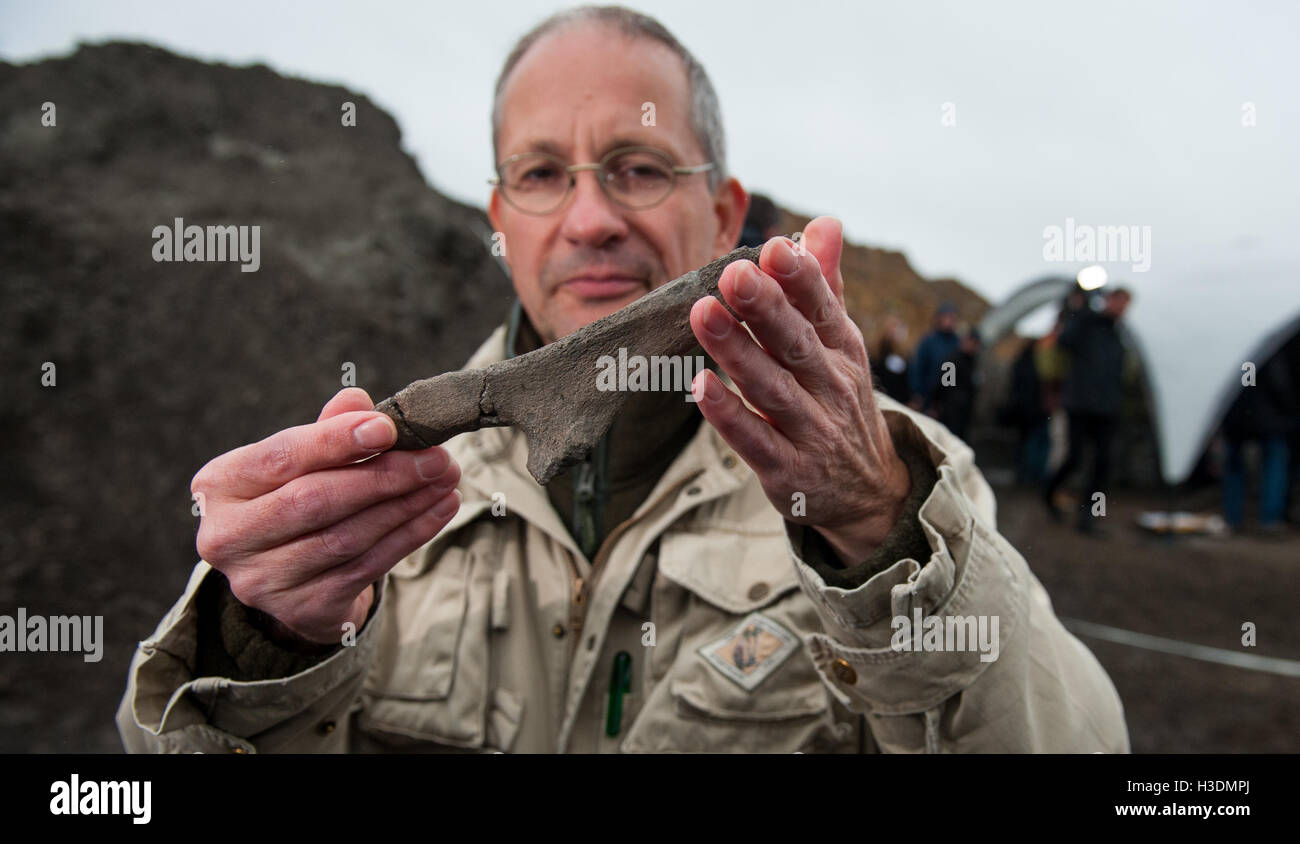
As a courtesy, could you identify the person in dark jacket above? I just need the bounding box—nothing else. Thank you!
[1043,286,1132,533]
[737,193,780,248]
[1222,353,1297,533]
[1280,330,1300,525]
[934,328,982,441]
[1002,337,1050,485]
[909,303,960,416]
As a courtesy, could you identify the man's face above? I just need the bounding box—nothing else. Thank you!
[489,23,745,343]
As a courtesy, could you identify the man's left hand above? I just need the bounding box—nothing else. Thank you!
[689,216,911,566]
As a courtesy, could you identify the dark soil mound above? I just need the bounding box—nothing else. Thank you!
[0,42,512,751]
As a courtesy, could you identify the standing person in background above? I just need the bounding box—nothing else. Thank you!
[738,192,780,248]
[908,302,960,416]
[1222,354,1297,535]
[1042,287,1132,535]
[1002,336,1050,486]
[934,328,982,441]
[1035,313,1071,480]
[871,314,911,403]
[1279,332,1300,526]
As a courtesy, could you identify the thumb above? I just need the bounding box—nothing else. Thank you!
[802,216,845,307]
[318,387,376,422]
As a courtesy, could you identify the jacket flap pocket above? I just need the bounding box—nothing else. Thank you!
[671,610,828,720]
[656,528,798,614]
[365,546,473,700]
[619,614,834,752]
[360,541,495,747]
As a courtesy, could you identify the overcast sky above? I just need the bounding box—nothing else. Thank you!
[3,1,1297,307]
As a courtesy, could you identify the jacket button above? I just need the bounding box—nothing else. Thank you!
[551,624,566,639]
[747,582,770,601]
[318,721,337,735]
[832,658,858,686]
[722,455,737,468]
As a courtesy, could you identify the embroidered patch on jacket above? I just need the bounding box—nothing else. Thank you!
[698,612,799,691]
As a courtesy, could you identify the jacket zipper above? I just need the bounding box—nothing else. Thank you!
[568,470,704,651]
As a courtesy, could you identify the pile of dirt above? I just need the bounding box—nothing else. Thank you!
[0,42,513,751]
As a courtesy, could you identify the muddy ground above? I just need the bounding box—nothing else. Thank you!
[995,481,1299,753]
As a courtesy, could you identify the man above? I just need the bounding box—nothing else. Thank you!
[908,302,961,416]
[738,192,781,248]
[1221,353,1296,534]
[1043,286,1133,534]
[933,328,982,442]
[117,5,1128,753]
[869,314,911,404]
[1002,335,1050,486]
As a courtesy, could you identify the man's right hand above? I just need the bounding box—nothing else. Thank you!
[191,387,462,645]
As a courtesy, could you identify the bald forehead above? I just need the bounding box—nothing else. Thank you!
[499,20,689,105]
[495,21,697,159]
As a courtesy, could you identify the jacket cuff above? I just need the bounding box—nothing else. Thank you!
[793,439,938,589]
[122,563,385,748]
[196,572,343,682]
[784,404,1025,713]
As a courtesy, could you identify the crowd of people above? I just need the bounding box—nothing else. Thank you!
[870,288,1297,538]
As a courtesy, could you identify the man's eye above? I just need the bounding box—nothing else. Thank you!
[610,160,670,183]
[630,165,668,180]
[519,165,561,183]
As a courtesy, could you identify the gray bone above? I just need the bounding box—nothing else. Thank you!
[374,245,762,484]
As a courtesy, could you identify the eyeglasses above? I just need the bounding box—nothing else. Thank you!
[489,146,715,215]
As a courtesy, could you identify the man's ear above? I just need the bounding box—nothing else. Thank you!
[487,189,512,270]
[488,188,504,240]
[712,178,748,256]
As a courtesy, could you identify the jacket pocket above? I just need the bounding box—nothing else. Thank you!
[620,529,855,753]
[357,534,518,751]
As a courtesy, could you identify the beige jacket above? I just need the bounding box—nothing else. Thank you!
[117,326,1129,753]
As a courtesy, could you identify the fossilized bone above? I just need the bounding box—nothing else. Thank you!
[374,245,762,484]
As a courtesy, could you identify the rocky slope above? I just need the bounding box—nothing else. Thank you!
[0,42,513,751]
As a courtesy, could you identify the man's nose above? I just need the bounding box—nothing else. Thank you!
[558,170,628,248]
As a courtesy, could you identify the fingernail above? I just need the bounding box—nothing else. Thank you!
[354,417,396,450]
[432,490,460,519]
[732,264,758,301]
[769,238,799,276]
[692,371,722,402]
[703,301,730,337]
[414,449,449,480]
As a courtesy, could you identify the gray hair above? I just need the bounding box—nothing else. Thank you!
[491,4,727,191]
